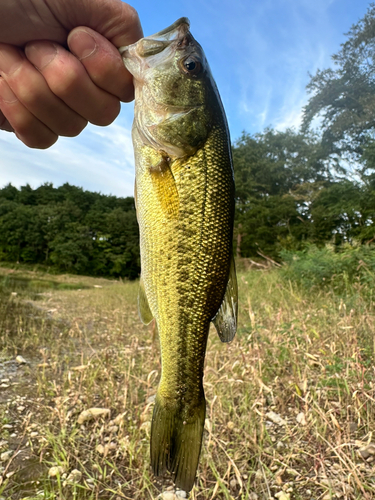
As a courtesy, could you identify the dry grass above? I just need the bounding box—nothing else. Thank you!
[0,264,374,499]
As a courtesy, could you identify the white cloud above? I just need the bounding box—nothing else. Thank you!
[0,107,136,197]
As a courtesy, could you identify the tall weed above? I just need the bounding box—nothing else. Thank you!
[280,243,375,295]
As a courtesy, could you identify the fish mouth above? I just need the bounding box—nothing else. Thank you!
[119,17,190,61]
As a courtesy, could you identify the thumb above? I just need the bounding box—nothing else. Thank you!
[61,0,143,48]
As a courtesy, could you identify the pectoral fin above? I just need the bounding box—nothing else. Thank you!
[213,256,238,342]
[138,277,153,325]
[149,155,179,218]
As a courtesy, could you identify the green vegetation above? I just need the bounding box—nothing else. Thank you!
[1,6,375,275]
[0,262,374,499]
[280,243,375,294]
[0,183,139,279]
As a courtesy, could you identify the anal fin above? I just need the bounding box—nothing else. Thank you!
[138,277,153,325]
[213,256,238,342]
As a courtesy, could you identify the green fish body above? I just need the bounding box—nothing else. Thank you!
[120,18,237,492]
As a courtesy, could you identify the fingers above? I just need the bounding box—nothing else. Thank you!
[25,40,121,126]
[0,105,13,132]
[68,27,134,102]
[0,76,57,148]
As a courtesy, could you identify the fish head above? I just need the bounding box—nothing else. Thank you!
[120,18,220,158]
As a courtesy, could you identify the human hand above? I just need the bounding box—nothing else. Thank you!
[0,0,142,148]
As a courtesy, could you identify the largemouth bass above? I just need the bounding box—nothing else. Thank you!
[120,18,238,492]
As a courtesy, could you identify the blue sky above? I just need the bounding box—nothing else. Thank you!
[0,0,372,196]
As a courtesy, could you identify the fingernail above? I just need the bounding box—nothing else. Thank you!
[69,30,97,60]
[0,78,17,104]
[0,46,23,75]
[25,42,57,70]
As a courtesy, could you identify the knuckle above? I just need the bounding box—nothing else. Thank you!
[89,99,120,126]
[125,5,141,28]
[61,118,87,138]
[50,67,82,100]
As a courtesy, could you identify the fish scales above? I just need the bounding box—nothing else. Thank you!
[121,17,238,492]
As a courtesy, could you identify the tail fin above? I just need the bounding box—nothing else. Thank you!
[150,394,206,492]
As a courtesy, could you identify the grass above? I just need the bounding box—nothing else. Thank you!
[0,263,374,499]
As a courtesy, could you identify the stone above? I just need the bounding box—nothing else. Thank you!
[265,411,287,426]
[15,355,27,365]
[48,466,65,477]
[176,490,187,498]
[296,412,307,426]
[0,451,12,462]
[77,408,110,424]
[65,469,82,485]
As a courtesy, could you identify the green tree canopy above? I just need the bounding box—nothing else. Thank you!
[302,3,375,169]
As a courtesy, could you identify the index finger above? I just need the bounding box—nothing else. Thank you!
[67,27,135,103]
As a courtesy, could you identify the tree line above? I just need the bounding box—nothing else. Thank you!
[0,183,140,278]
[1,4,375,275]
[235,3,375,258]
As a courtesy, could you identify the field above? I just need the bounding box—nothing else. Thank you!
[0,262,374,500]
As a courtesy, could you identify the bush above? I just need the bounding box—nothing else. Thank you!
[280,243,375,293]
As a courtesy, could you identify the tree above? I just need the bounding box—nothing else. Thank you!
[302,4,375,168]
[232,128,328,258]
[0,183,140,278]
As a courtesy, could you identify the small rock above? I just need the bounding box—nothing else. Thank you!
[230,478,237,488]
[15,355,27,365]
[96,444,106,455]
[107,425,119,433]
[30,432,38,437]
[248,493,258,500]
[146,394,156,404]
[48,466,65,477]
[265,411,287,426]
[255,469,263,480]
[0,451,13,462]
[93,285,102,288]
[77,408,110,424]
[2,425,12,430]
[64,469,82,485]
[275,492,290,500]
[359,443,375,460]
[17,406,25,412]
[276,441,284,450]
[296,412,307,426]
[11,292,17,296]
[0,384,9,389]
[176,490,187,499]
[160,492,176,500]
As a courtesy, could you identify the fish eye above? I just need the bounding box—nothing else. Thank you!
[180,56,202,76]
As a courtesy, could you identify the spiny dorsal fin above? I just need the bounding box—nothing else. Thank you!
[138,277,153,325]
[213,256,238,342]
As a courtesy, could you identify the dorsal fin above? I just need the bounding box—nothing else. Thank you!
[212,256,238,342]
